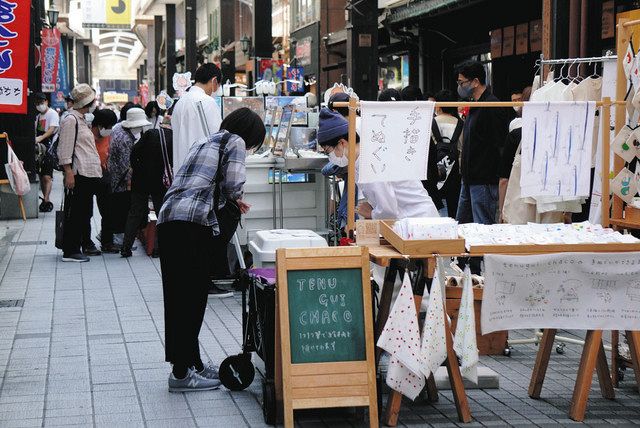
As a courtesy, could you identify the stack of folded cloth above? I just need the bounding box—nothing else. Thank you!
[392,217,459,240]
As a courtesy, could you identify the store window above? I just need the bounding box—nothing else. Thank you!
[291,0,319,31]
[378,54,409,91]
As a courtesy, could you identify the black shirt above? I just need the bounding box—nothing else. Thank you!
[460,89,514,185]
[131,128,173,191]
[498,128,521,180]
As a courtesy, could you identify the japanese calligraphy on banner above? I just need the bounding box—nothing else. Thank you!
[0,0,30,114]
[358,101,435,183]
[482,252,640,334]
[40,28,61,93]
[82,0,131,29]
[51,46,69,109]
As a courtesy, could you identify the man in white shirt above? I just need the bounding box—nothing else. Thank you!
[170,63,223,173]
[34,93,60,212]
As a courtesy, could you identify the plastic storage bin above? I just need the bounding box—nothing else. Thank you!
[248,229,327,268]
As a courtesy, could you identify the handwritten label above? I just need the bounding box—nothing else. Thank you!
[0,77,21,105]
[287,268,365,364]
[482,252,640,334]
[356,220,380,245]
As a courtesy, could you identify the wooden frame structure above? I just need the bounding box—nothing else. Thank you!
[276,246,378,428]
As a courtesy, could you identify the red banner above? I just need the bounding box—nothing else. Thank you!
[40,28,61,93]
[0,0,31,114]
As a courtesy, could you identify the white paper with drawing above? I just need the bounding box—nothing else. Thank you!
[358,101,435,183]
[520,102,596,198]
[481,252,640,335]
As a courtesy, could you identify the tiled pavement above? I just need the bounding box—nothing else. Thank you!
[0,181,640,427]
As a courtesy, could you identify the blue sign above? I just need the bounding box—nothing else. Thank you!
[50,47,69,109]
[286,66,304,93]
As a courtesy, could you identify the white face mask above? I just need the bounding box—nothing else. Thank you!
[99,128,112,137]
[84,113,95,123]
[212,82,223,98]
[36,104,48,113]
[89,104,97,113]
[513,106,522,115]
[129,127,143,138]
[328,149,349,168]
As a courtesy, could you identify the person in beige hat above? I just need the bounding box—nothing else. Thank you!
[57,83,103,262]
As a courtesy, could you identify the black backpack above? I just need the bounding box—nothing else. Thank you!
[431,118,463,165]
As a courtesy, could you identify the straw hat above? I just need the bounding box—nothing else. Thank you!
[71,84,95,109]
[121,107,152,128]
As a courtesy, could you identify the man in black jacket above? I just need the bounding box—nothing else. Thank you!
[456,61,514,225]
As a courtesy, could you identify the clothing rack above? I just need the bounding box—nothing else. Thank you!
[536,54,616,84]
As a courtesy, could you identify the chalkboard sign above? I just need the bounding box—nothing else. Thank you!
[276,246,378,428]
[287,268,365,364]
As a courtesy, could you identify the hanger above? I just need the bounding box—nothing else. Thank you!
[590,60,601,79]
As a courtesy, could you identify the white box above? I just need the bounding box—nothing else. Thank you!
[249,229,328,268]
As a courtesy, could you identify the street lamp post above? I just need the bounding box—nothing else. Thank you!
[47,0,59,28]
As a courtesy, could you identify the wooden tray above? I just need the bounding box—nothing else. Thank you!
[379,220,466,255]
[468,242,640,255]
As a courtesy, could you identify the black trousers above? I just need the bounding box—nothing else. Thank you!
[64,175,101,255]
[122,187,166,252]
[158,216,238,369]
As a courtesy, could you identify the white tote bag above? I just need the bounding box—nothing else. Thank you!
[5,144,31,196]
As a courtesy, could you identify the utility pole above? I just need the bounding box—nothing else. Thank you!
[346,1,378,100]
[185,0,197,74]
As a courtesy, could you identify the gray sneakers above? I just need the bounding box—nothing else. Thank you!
[197,362,219,380]
[168,368,221,392]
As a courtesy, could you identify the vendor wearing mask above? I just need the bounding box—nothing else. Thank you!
[34,93,59,212]
[318,108,440,220]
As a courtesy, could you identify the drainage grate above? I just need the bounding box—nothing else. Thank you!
[10,241,47,246]
[0,299,24,308]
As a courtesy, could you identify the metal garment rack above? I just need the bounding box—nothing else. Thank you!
[509,54,617,355]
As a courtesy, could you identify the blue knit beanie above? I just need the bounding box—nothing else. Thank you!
[317,107,349,144]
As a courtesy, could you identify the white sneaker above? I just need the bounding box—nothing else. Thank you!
[168,367,221,392]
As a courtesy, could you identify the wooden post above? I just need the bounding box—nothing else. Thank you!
[613,19,630,221]
[601,97,611,227]
[347,97,358,237]
[528,329,557,398]
[542,0,553,80]
[569,330,603,421]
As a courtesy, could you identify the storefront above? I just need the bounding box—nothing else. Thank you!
[291,22,320,95]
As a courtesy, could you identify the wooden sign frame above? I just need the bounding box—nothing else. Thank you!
[276,246,378,428]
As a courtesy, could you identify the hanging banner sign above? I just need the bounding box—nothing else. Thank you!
[286,66,304,93]
[40,28,61,93]
[0,0,31,114]
[82,0,131,29]
[51,46,69,109]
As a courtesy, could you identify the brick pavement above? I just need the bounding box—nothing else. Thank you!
[0,179,639,427]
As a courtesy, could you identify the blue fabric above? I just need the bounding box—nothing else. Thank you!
[455,180,498,225]
[317,108,349,144]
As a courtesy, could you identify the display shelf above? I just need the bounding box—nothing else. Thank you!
[379,220,466,256]
[467,241,640,255]
[609,217,640,230]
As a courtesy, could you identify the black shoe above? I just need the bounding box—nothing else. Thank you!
[101,243,121,254]
[207,284,233,298]
[82,245,102,256]
[45,201,54,212]
[39,201,48,212]
[120,248,132,258]
[62,253,90,263]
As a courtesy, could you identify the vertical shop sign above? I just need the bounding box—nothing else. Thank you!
[0,0,30,114]
[602,1,615,39]
[286,66,304,93]
[490,29,502,59]
[40,28,61,93]
[502,26,515,56]
[530,20,542,52]
[51,46,69,109]
[515,23,528,55]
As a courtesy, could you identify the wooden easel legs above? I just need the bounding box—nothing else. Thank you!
[529,330,615,422]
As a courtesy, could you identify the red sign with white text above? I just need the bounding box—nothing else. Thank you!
[40,28,61,93]
[0,0,31,114]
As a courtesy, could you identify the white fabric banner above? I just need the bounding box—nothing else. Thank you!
[482,252,640,335]
[358,101,435,183]
[520,102,596,198]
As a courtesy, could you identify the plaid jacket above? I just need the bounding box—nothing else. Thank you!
[157,130,245,234]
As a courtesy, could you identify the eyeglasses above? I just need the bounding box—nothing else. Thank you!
[457,79,471,86]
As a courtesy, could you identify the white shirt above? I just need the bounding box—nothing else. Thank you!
[170,86,222,173]
[359,180,440,220]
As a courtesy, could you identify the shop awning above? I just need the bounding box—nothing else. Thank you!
[385,0,483,25]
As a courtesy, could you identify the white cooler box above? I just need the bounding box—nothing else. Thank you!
[249,229,328,268]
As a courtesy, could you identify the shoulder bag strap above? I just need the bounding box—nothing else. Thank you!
[158,128,173,183]
[451,119,464,146]
[431,119,444,145]
[213,132,232,210]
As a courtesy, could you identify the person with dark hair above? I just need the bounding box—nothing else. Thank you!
[57,84,102,262]
[401,85,424,101]
[171,63,223,173]
[88,108,121,253]
[378,88,401,102]
[433,89,463,217]
[119,102,136,122]
[424,91,436,102]
[455,60,514,227]
[34,92,59,212]
[318,108,439,220]
[156,107,265,392]
[144,101,164,130]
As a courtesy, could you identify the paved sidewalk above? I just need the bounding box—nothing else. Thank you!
[0,180,639,427]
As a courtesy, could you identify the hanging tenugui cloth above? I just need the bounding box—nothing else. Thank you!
[376,272,425,400]
[358,101,435,183]
[453,267,479,385]
[520,102,596,198]
[419,260,448,379]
